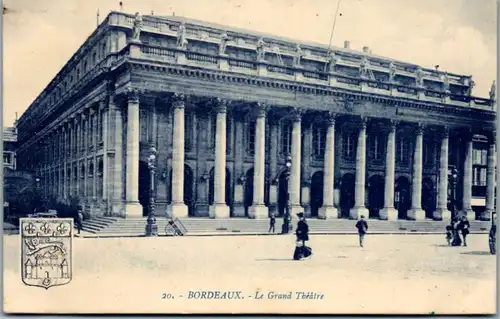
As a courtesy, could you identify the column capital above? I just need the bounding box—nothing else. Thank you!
[441,126,450,138]
[254,102,268,118]
[289,108,304,122]
[126,87,140,103]
[358,116,368,130]
[326,111,337,125]
[172,93,186,109]
[213,98,229,113]
[387,119,399,132]
[415,123,425,135]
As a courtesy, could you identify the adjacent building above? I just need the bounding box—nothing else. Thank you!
[16,12,497,221]
[3,125,17,171]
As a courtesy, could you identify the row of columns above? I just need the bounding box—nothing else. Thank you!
[121,93,496,220]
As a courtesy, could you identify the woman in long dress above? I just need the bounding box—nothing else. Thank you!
[293,213,312,260]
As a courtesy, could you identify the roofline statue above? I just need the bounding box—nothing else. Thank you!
[490,80,496,101]
[131,12,142,43]
[256,37,266,62]
[176,22,188,50]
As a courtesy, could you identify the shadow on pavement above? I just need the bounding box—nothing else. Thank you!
[255,258,293,262]
[460,251,493,256]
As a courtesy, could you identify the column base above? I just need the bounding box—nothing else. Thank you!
[459,209,476,221]
[124,202,143,217]
[349,206,369,220]
[433,208,451,221]
[290,205,305,218]
[407,208,426,220]
[248,204,269,219]
[232,203,246,217]
[379,207,398,221]
[482,209,495,221]
[318,206,339,219]
[167,202,189,218]
[209,203,230,219]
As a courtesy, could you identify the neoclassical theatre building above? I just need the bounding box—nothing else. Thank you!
[16,11,497,221]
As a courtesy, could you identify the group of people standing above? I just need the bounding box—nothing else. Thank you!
[446,216,470,247]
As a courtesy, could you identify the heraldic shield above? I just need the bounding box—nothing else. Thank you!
[20,218,73,289]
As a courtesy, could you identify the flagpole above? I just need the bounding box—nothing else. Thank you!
[324,0,342,72]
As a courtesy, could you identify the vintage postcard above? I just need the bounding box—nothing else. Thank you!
[2,0,497,315]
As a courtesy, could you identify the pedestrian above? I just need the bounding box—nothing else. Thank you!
[451,217,462,246]
[268,213,276,233]
[76,207,84,235]
[459,215,470,247]
[293,212,312,260]
[445,224,453,246]
[355,215,368,247]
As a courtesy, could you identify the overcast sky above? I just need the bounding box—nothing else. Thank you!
[3,0,497,127]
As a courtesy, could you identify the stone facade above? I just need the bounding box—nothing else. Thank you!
[15,12,497,221]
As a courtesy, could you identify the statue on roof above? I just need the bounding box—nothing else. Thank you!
[176,22,188,50]
[256,37,266,61]
[219,31,230,56]
[415,67,425,87]
[490,80,496,101]
[389,62,397,82]
[131,12,143,42]
[293,44,304,67]
[466,79,475,96]
[359,56,370,79]
[328,51,338,73]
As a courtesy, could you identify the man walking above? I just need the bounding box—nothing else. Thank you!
[76,207,84,235]
[459,215,470,247]
[268,213,276,233]
[355,215,368,247]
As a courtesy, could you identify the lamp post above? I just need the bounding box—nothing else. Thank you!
[450,167,459,219]
[145,146,158,237]
[282,156,293,234]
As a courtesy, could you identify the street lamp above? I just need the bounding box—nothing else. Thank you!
[450,167,459,219]
[145,146,158,237]
[282,155,293,234]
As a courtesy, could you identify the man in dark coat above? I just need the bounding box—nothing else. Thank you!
[355,215,368,247]
[268,213,276,233]
[459,216,470,247]
[293,213,312,260]
[76,207,84,235]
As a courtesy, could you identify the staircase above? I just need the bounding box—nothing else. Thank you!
[79,217,492,237]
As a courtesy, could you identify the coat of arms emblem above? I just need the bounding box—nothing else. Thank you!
[20,218,73,289]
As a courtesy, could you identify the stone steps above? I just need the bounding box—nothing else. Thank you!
[77,217,491,236]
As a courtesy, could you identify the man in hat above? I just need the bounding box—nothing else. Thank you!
[355,215,368,247]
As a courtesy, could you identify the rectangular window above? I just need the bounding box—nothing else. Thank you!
[185,111,193,152]
[482,149,488,165]
[210,114,217,150]
[396,137,409,166]
[98,109,103,143]
[281,123,292,155]
[342,132,357,161]
[3,154,11,164]
[480,168,487,186]
[247,121,256,155]
[312,126,326,158]
[369,134,384,161]
[423,141,434,166]
[226,116,232,154]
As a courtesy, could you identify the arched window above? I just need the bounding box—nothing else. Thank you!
[342,131,357,161]
[312,125,326,159]
[281,122,292,155]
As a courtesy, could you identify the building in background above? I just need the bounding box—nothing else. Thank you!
[3,125,17,171]
[15,11,497,222]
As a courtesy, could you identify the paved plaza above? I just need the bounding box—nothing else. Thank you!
[3,234,496,314]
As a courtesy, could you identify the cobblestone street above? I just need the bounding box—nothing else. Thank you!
[4,234,496,314]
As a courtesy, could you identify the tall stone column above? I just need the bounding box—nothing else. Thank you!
[350,118,369,219]
[109,96,124,216]
[301,123,312,217]
[209,98,230,219]
[290,109,304,216]
[434,128,451,220]
[268,118,279,217]
[408,124,426,220]
[484,132,496,220]
[124,89,142,216]
[101,102,109,200]
[319,112,338,219]
[249,103,268,219]
[461,131,475,220]
[380,120,398,220]
[168,94,189,218]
